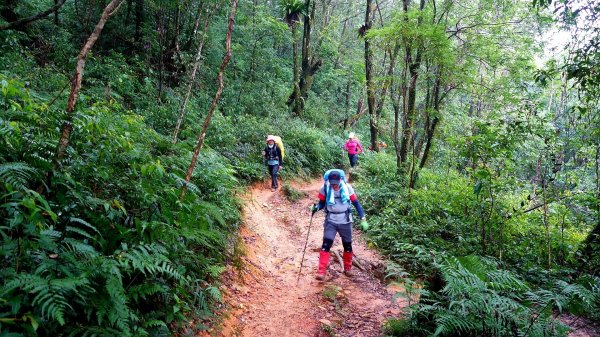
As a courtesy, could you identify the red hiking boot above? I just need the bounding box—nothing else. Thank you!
[315,251,330,281]
[343,252,353,277]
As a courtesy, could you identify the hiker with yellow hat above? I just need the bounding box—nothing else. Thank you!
[262,135,283,191]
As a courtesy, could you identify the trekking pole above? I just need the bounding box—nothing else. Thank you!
[297,211,315,285]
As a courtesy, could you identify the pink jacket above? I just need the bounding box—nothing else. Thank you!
[344,139,364,155]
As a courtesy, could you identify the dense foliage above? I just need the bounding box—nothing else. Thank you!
[0,0,341,335]
[352,1,600,335]
[1,0,599,336]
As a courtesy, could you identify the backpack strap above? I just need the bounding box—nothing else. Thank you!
[323,184,351,222]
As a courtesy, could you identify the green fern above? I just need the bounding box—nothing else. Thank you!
[119,244,182,281]
[69,217,102,236]
[62,238,100,258]
[204,286,222,303]
[412,256,572,337]
[106,274,131,334]
[4,274,92,326]
[434,311,476,336]
[128,283,167,302]
[170,173,201,196]
[0,162,37,190]
[206,265,226,279]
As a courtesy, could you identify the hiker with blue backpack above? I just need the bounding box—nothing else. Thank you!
[310,169,369,280]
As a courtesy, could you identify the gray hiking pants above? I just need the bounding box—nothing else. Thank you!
[323,220,352,243]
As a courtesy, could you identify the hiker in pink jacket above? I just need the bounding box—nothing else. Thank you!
[343,132,364,168]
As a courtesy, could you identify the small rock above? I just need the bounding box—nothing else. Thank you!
[319,319,333,327]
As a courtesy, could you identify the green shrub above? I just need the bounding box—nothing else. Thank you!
[409,256,572,337]
[283,183,307,202]
[0,77,235,336]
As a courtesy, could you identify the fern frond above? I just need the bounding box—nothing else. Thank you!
[66,226,95,241]
[69,217,102,235]
[66,325,127,337]
[434,310,477,336]
[206,265,226,279]
[556,280,594,306]
[128,283,167,302]
[5,274,93,326]
[487,269,529,293]
[105,273,132,334]
[40,228,63,240]
[205,286,222,303]
[142,319,167,329]
[62,238,100,258]
[120,244,182,280]
[526,288,564,312]
[170,173,201,196]
[0,162,37,190]
[196,201,227,228]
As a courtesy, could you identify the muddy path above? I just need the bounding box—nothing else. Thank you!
[203,179,408,336]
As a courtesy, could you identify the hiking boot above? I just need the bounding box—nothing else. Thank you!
[315,251,330,281]
[343,252,353,277]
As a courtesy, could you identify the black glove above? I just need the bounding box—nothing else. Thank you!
[310,204,319,215]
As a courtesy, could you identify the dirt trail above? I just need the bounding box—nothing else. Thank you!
[205,179,408,336]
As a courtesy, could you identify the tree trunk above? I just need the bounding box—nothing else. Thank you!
[191,0,204,38]
[134,0,143,42]
[398,46,412,165]
[157,8,165,100]
[291,23,302,116]
[581,143,600,272]
[343,79,351,130]
[53,0,125,172]
[172,10,213,143]
[54,0,59,25]
[392,47,408,174]
[333,18,347,69]
[418,70,442,169]
[180,0,238,199]
[364,0,377,151]
[288,0,321,116]
[398,0,425,167]
[298,0,321,104]
[374,43,400,122]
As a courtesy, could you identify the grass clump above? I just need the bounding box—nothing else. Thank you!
[283,183,307,202]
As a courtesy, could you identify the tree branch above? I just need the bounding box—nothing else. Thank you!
[447,20,523,38]
[180,0,238,199]
[0,0,67,30]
